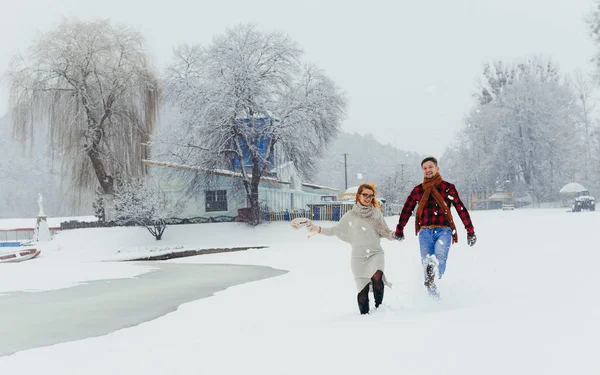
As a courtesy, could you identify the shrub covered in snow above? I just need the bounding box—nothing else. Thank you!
[113,178,171,240]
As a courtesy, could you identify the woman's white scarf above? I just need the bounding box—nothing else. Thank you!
[351,204,394,240]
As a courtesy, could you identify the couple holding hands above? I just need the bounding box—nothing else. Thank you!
[293,157,477,314]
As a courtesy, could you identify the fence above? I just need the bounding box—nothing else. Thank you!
[55,205,350,231]
[60,216,237,230]
[306,202,354,221]
[0,227,61,243]
[260,204,355,223]
[262,209,310,222]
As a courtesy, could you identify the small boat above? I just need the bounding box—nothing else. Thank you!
[0,242,41,263]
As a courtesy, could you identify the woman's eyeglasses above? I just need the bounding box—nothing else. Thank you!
[360,193,375,199]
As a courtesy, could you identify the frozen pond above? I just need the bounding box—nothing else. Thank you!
[0,262,286,357]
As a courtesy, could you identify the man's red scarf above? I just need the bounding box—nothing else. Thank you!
[415,173,458,244]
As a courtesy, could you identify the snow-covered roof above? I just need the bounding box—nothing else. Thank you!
[559,182,587,194]
[339,186,359,198]
[145,160,341,193]
[142,160,286,184]
[339,187,359,201]
[301,183,339,192]
[269,161,294,173]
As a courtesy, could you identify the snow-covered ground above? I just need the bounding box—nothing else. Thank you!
[1,208,599,374]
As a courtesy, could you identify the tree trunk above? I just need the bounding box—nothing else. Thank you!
[248,188,260,225]
[103,193,115,222]
[146,221,166,240]
[87,138,115,220]
[247,160,262,226]
[87,145,113,195]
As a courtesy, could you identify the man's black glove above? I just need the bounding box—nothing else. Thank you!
[395,225,405,241]
[467,233,477,247]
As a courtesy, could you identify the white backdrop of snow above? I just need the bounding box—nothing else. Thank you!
[0,208,599,374]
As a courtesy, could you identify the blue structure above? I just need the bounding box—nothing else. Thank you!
[0,242,23,247]
[313,206,321,221]
[332,206,341,221]
[307,201,355,222]
[231,117,275,170]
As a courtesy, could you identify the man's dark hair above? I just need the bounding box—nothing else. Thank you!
[421,156,438,167]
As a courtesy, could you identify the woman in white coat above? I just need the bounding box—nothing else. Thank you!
[309,183,401,315]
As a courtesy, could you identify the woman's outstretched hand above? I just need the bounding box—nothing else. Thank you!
[308,224,321,233]
[291,217,312,229]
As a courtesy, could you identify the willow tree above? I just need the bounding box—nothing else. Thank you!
[6,19,160,213]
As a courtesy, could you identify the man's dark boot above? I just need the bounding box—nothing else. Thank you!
[424,263,436,289]
[424,261,440,300]
[357,284,370,315]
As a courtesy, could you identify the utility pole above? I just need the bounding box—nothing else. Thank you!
[399,163,405,180]
[398,163,406,199]
[342,153,349,189]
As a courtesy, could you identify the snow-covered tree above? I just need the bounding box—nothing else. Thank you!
[583,3,600,194]
[476,61,514,105]
[92,188,106,222]
[587,0,600,71]
[592,121,600,192]
[377,162,421,205]
[162,24,346,225]
[5,19,160,215]
[475,58,561,105]
[113,178,171,240]
[446,57,579,206]
[572,71,600,190]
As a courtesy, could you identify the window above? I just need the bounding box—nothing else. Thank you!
[205,190,228,212]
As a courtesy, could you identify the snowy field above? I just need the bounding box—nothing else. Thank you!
[1,208,599,374]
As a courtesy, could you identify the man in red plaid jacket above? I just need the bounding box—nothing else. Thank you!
[395,157,477,298]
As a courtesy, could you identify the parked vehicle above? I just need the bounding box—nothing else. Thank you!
[573,190,595,212]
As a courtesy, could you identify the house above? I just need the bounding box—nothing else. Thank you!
[142,160,339,219]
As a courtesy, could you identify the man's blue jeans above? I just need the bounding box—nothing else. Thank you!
[418,227,453,278]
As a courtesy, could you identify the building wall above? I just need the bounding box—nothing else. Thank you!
[259,187,327,212]
[150,165,338,219]
[153,171,245,218]
[166,188,244,218]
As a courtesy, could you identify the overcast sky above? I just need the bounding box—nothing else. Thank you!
[0,0,597,157]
